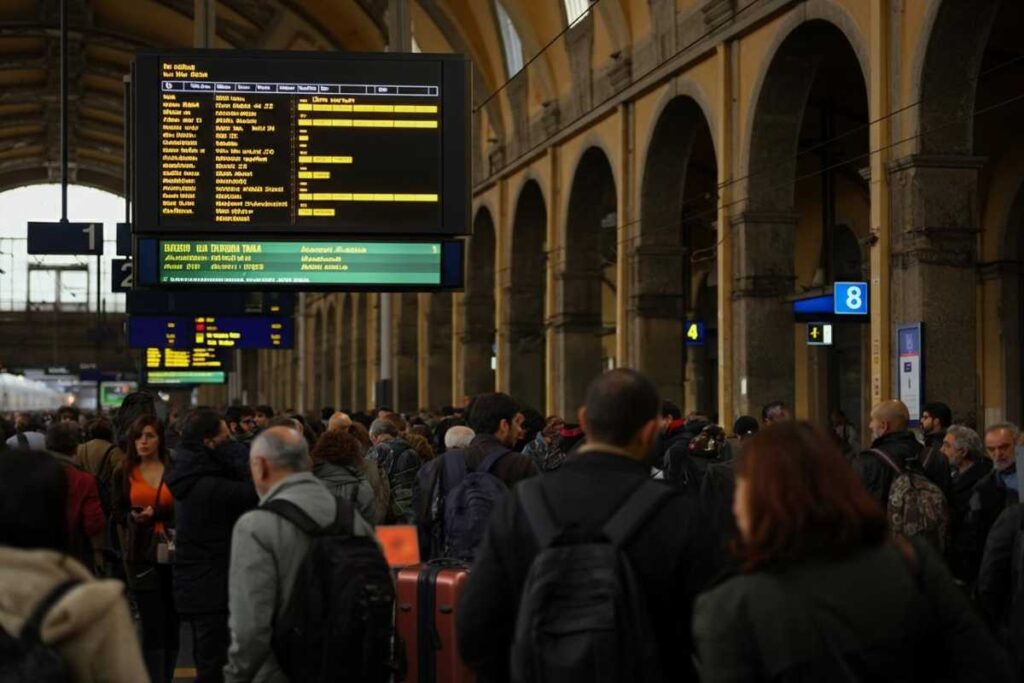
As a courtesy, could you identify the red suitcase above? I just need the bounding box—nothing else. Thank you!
[395,560,476,683]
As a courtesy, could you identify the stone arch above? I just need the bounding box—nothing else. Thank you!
[461,207,497,397]
[325,301,337,409]
[913,0,1000,155]
[507,178,547,411]
[738,18,869,418]
[340,294,354,410]
[426,293,454,409]
[554,146,617,415]
[354,294,368,411]
[312,308,325,410]
[396,292,419,412]
[634,95,718,408]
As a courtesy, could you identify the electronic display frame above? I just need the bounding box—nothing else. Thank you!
[133,235,466,292]
[127,315,295,350]
[132,49,471,238]
[143,369,228,387]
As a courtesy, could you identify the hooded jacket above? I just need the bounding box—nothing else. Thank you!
[312,459,377,527]
[223,472,374,683]
[0,548,147,683]
[367,437,421,523]
[165,441,257,615]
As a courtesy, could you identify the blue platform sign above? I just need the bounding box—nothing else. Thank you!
[685,321,706,346]
[897,323,924,424]
[833,281,869,315]
[27,221,104,255]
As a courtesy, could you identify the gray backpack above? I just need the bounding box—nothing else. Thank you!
[510,478,671,683]
[872,449,949,553]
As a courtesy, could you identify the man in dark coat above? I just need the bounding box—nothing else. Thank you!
[850,400,946,509]
[457,371,713,683]
[942,425,998,584]
[921,401,953,498]
[413,392,537,561]
[165,409,257,683]
[977,503,1024,678]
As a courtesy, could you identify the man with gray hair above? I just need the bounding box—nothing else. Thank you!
[367,418,420,523]
[942,424,1003,585]
[224,427,373,682]
[984,423,1024,500]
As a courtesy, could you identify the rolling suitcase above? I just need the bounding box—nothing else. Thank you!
[395,560,476,683]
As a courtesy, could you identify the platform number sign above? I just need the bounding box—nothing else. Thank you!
[111,259,133,293]
[685,321,706,347]
[27,221,104,255]
[833,282,869,316]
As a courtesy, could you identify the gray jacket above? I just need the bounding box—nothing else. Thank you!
[312,460,378,528]
[223,472,374,683]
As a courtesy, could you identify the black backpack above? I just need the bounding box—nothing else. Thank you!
[262,497,396,683]
[442,445,510,561]
[0,580,78,682]
[511,479,671,683]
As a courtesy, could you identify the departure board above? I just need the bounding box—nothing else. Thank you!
[145,347,231,371]
[133,50,470,236]
[144,370,227,386]
[127,316,294,349]
[134,237,465,291]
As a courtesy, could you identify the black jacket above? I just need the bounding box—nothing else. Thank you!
[850,431,944,509]
[922,429,953,500]
[976,503,1024,679]
[456,450,714,683]
[694,540,1014,683]
[413,433,538,559]
[948,459,994,584]
[164,442,257,615]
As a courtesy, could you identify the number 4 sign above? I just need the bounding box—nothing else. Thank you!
[685,321,706,347]
[833,282,869,315]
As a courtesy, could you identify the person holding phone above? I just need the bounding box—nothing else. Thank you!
[113,414,178,683]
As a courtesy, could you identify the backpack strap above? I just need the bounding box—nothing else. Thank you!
[21,579,78,643]
[477,445,510,475]
[518,478,561,549]
[602,480,674,548]
[264,497,355,537]
[869,448,902,475]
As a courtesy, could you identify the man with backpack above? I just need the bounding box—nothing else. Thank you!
[457,370,713,682]
[224,426,392,683]
[367,419,421,522]
[414,392,538,561]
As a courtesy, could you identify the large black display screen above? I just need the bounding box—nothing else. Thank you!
[127,316,294,349]
[133,50,470,236]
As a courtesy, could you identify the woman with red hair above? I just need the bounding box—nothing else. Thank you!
[693,421,1011,682]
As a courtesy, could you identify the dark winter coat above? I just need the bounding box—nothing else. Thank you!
[311,459,376,527]
[367,437,421,523]
[922,429,953,500]
[850,431,945,509]
[948,458,995,583]
[164,442,257,615]
[456,449,713,683]
[694,540,1014,683]
[976,503,1024,678]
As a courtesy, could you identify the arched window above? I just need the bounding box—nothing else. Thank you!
[494,1,524,77]
[563,0,591,26]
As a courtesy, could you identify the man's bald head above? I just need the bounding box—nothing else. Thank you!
[328,412,352,432]
[251,426,311,473]
[869,400,909,438]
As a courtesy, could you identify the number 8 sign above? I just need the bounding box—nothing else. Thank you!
[833,282,869,315]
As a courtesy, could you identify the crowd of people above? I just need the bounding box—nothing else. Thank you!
[1,375,1024,681]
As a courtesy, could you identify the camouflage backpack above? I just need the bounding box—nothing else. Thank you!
[871,449,949,554]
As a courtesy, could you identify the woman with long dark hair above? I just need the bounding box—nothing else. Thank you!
[113,414,178,683]
[693,421,1012,682]
[0,446,146,681]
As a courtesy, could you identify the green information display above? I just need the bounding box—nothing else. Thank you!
[158,240,442,285]
[145,370,227,385]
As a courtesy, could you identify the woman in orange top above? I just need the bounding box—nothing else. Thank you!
[113,414,178,683]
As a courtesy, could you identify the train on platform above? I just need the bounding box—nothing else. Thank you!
[0,373,68,412]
